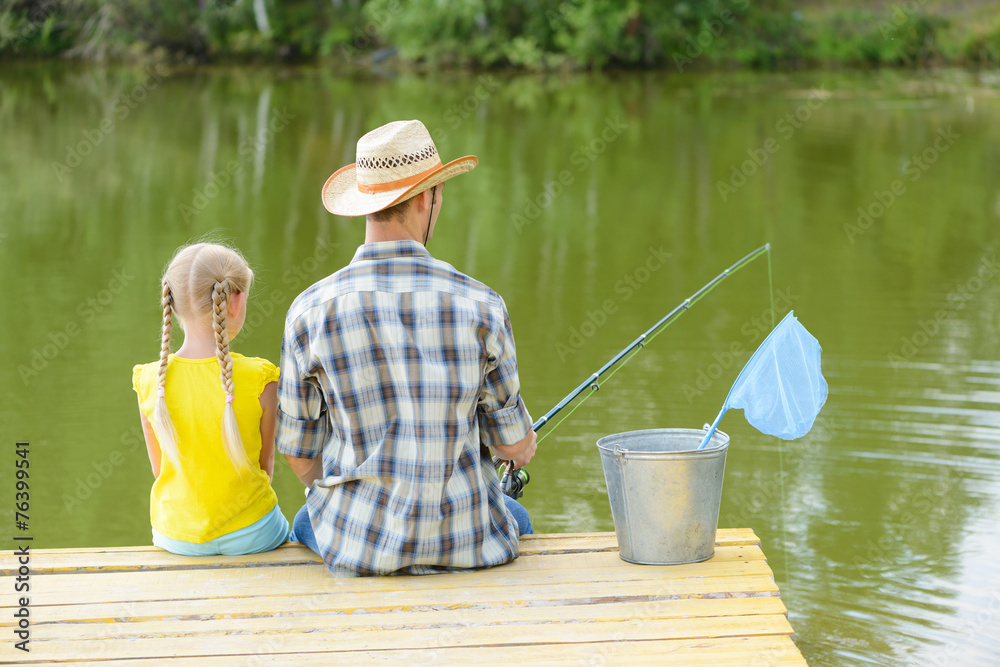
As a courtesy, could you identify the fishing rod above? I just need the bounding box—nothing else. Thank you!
[499,243,773,498]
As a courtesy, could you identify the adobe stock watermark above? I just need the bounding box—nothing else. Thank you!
[877,0,930,39]
[239,237,338,341]
[888,253,997,369]
[852,465,963,576]
[339,0,403,62]
[749,632,813,667]
[924,590,1000,666]
[51,65,168,183]
[427,74,502,148]
[718,415,829,607]
[207,0,248,20]
[586,630,629,666]
[554,245,670,362]
[18,268,135,385]
[512,115,629,234]
[681,287,799,403]
[672,0,750,71]
[844,126,959,244]
[718,448,824,536]
[62,425,145,513]
[716,88,830,202]
[719,417,828,527]
[178,107,296,222]
[1,0,59,52]
[86,600,148,660]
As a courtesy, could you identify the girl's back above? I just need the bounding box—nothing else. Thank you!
[132,242,289,556]
[133,352,278,542]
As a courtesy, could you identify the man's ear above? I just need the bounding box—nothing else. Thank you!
[412,188,432,212]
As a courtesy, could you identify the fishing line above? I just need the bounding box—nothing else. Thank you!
[509,243,796,607]
[535,244,773,445]
[499,244,778,499]
[768,246,794,603]
[768,247,775,323]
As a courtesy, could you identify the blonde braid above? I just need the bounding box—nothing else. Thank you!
[151,280,181,469]
[213,281,235,396]
[213,280,253,477]
[158,281,172,388]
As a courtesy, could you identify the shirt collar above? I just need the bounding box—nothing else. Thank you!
[350,240,432,264]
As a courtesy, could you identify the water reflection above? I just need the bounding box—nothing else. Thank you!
[2,64,999,666]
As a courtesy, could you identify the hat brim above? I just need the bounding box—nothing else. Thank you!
[322,155,478,218]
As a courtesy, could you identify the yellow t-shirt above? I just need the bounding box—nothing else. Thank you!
[132,353,280,543]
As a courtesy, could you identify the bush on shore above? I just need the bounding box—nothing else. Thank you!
[0,0,997,69]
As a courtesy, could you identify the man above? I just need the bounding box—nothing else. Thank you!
[277,119,537,577]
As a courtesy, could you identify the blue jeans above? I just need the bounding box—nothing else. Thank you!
[290,501,320,554]
[290,495,533,556]
[503,495,533,535]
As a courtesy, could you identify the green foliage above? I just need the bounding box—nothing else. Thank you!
[361,0,569,67]
[78,0,207,58]
[809,11,888,66]
[551,0,643,68]
[0,0,986,69]
[0,0,368,61]
[963,24,1000,65]
[0,1,77,57]
[360,0,802,69]
[360,0,487,65]
[884,12,949,66]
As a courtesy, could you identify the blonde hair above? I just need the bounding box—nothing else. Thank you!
[151,242,256,477]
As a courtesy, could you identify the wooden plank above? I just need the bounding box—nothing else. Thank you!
[57,635,805,666]
[35,528,757,551]
[37,596,790,642]
[0,527,803,666]
[18,544,764,587]
[24,578,783,626]
[21,541,762,576]
[13,613,797,661]
[7,529,761,576]
[23,545,322,575]
[18,574,780,624]
[14,557,777,609]
[9,546,770,607]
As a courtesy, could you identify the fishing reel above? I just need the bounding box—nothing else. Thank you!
[500,463,530,499]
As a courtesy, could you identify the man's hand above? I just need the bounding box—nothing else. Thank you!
[494,428,537,470]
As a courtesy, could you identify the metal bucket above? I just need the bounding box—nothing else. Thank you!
[596,428,729,565]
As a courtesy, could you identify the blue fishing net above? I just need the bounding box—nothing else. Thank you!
[726,311,828,439]
[700,310,827,448]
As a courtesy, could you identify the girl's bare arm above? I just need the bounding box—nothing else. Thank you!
[138,405,161,478]
[258,382,278,480]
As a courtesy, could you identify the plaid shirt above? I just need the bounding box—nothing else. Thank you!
[276,240,533,576]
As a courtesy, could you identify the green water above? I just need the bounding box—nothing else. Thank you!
[3,63,1000,665]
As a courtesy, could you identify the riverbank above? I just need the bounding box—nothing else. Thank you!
[1,0,998,70]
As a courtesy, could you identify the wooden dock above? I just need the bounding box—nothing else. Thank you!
[2,529,805,665]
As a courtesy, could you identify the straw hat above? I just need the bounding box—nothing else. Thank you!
[322,119,478,217]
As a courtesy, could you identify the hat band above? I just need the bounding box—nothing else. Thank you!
[356,161,443,195]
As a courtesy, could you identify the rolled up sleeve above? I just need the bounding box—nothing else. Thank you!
[276,314,330,460]
[477,300,533,449]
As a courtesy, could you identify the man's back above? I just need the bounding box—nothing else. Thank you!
[277,240,533,576]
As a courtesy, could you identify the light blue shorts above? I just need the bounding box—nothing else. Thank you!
[152,504,290,556]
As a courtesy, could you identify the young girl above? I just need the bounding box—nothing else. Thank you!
[132,242,289,555]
